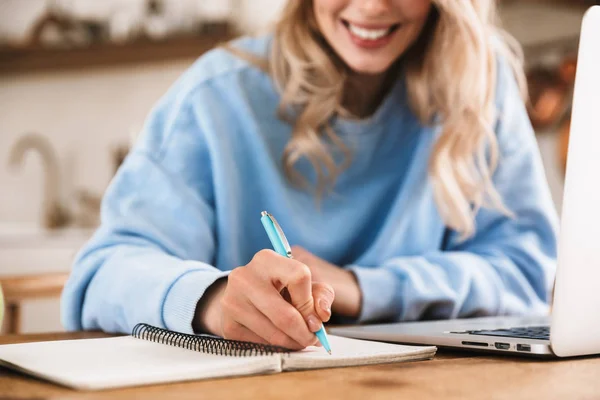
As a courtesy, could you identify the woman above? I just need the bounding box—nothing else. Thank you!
[62,0,558,350]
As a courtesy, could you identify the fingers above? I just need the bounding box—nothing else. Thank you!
[221,293,305,350]
[221,321,269,345]
[222,250,334,350]
[253,250,322,333]
[312,282,334,323]
[247,277,318,347]
[226,262,317,348]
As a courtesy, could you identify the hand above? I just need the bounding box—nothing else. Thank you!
[291,246,362,318]
[193,249,334,350]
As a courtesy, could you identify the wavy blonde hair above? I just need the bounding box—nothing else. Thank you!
[230,0,526,238]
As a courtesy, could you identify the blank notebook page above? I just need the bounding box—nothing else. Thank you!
[0,336,281,390]
[282,335,436,370]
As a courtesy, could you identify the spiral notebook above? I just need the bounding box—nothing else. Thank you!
[0,323,436,391]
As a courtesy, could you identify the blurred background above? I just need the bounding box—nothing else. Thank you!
[0,0,596,334]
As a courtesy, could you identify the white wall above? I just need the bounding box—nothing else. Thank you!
[1,60,194,225]
[237,0,286,33]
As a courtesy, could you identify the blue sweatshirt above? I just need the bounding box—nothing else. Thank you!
[61,35,558,334]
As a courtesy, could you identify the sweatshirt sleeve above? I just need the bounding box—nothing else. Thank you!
[61,89,228,334]
[348,60,559,324]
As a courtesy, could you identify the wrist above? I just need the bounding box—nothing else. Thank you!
[331,269,362,318]
[192,278,227,335]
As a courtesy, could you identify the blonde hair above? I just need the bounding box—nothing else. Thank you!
[232,1,526,238]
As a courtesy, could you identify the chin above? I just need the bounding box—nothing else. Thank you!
[345,59,396,75]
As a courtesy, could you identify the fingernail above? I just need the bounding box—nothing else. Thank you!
[307,315,321,332]
[319,299,331,314]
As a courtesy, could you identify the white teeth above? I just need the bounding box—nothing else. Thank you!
[348,23,392,40]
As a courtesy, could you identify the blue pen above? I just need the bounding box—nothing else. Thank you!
[260,211,332,355]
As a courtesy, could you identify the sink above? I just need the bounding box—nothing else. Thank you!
[0,224,95,275]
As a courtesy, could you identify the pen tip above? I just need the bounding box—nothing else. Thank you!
[327,350,332,355]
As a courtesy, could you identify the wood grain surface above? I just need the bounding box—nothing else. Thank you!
[0,331,598,400]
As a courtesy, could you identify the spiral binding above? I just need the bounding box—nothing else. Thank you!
[132,323,291,357]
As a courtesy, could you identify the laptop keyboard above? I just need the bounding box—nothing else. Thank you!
[456,326,550,340]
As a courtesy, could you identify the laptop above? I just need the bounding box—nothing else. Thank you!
[330,6,600,358]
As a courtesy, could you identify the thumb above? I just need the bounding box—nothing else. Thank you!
[292,291,321,334]
[312,282,334,323]
[278,259,323,336]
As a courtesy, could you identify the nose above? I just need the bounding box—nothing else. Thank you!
[358,0,392,16]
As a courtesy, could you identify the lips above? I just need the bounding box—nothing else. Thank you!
[341,19,401,49]
[341,19,401,41]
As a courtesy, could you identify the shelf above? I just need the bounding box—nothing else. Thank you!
[1,1,592,77]
[500,1,586,53]
[0,33,235,76]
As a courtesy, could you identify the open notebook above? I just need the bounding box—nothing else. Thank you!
[0,323,436,391]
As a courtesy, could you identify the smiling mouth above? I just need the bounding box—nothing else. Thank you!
[341,19,401,41]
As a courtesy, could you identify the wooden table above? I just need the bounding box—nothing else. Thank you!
[1,332,599,399]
